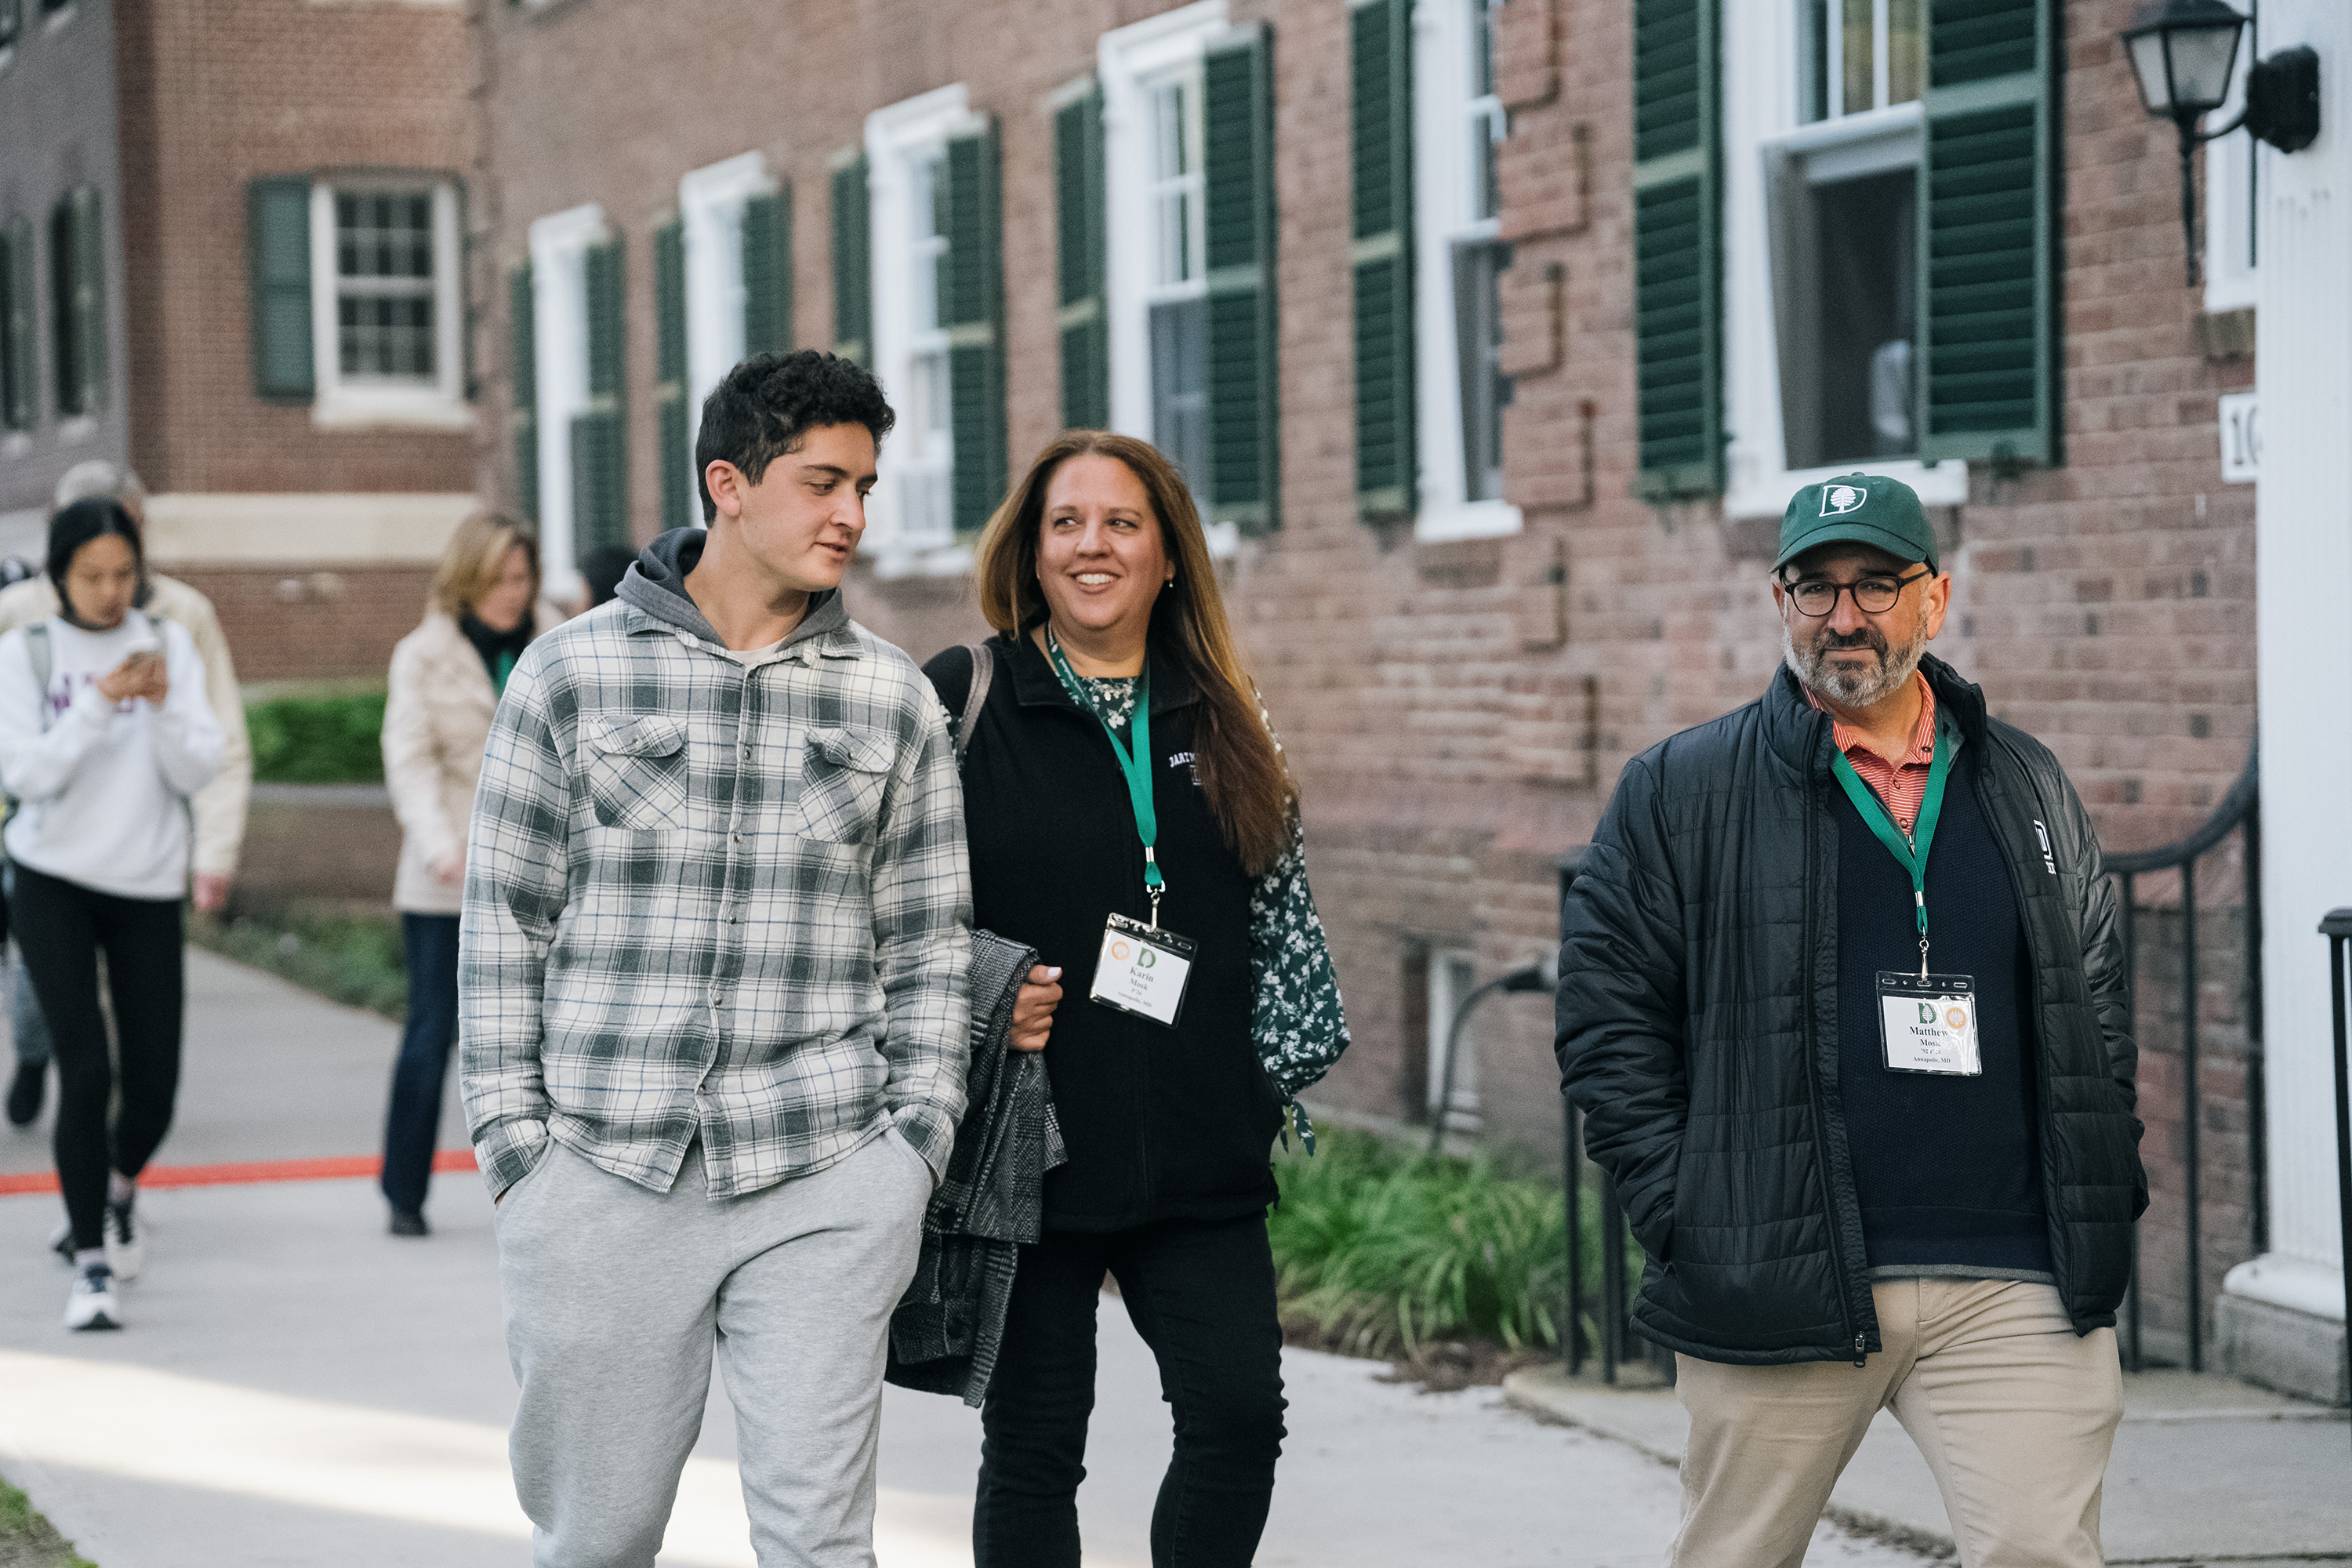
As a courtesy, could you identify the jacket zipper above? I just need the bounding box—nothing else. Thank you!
[1984,735,2067,1313]
[1798,741,1870,1367]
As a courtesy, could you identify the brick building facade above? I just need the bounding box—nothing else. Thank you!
[478,0,2263,1367]
[0,0,477,681]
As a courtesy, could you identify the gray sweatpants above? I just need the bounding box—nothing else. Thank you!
[493,1126,933,1568]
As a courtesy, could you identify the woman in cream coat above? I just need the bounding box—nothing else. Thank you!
[379,514,563,1236]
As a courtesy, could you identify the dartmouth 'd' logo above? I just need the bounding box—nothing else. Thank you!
[1821,483,1867,516]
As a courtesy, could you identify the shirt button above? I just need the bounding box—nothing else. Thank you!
[732,833,742,843]
[741,746,752,759]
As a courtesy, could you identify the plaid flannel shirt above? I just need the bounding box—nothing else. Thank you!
[458,577,971,1202]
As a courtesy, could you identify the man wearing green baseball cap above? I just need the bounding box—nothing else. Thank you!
[1556,472,2144,1566]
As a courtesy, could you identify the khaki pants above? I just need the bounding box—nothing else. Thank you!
[1671,1279,2122,1568]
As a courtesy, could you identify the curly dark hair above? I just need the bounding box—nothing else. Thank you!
[694,350,896,522]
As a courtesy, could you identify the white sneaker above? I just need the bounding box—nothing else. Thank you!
[104,1200,145,1281]
[64,1262,120,1331]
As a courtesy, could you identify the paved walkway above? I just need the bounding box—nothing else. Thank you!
[0,952,1933,1564]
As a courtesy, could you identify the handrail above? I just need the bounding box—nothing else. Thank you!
[2102,737,2261,1374]
[2106,738,2258,875]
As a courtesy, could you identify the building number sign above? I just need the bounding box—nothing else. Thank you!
[2219,391,2259,485]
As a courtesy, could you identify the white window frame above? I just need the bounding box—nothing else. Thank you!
[309,177,468,434]
[2204,30,2259,314]
[679,151,777,531]
[864,84,985,575]
[1413,0,1522,543]
[1100,1,1240,560]
[527,202,608,598]
[1425,948,1481,1134]
[1720,1,1966,523]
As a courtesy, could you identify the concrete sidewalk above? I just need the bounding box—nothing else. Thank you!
[1504,1360,2351,1564]
[0,950,2017,1564]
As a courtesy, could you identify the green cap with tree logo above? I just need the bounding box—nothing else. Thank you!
[1775,471,1938,575]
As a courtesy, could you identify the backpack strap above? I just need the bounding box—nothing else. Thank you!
[24,622,48,703]
[954,641,995,766]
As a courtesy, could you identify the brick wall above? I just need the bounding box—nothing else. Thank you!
[478,0,2259,1349]
[172,564,434,684]
[111,0,475,496]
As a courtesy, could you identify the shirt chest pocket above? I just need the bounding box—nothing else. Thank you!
[794,728,891,845]
[585,716,689,831]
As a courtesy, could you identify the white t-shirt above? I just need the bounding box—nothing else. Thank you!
[0,609,225,900]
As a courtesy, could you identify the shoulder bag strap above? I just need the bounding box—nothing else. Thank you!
[955,640,994,766]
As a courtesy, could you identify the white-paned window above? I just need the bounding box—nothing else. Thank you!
[866,85,982,564]
[1798,0,1925,123]
[1145,71,1210,503]
[526,203,608,601]
[1413,0,1521,541]
[1425,949,1481,1134]
[1716,0,1965,524]
[2203,26,2258,314]
[679,151,778,526]
[310,179,466,431]
[1101,1,1238,557]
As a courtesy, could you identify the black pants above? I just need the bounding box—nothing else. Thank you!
[10,865,185,1250]
[975,1214,1287,1568]
[381,912,459,1217]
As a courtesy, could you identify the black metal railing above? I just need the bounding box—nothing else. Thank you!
[2321,911,2352,1450]
[2107,742,2259,1374]
[1555,745,2264,1382]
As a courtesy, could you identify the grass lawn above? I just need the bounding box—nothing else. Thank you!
[190,898,407,1022]
[0,1477,94,1568]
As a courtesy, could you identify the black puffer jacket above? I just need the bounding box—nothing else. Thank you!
[1555,657,2147,1366]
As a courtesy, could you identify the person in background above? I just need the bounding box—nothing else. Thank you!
[2,464,252,1131]
[575,543,637,614]
[0,499,223,1330]
[923,432,1350,1568]
[377,514,563,1237]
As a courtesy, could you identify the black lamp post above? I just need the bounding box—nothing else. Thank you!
[2123,0,2322,286]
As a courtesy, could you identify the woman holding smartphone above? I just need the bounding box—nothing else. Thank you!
[924,433,1349,1567]
[0,499,223,1331]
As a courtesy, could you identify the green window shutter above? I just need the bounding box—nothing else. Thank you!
[942,122,1007,535]
[1054,86,1108,432]
[573,238,628,554]
[2,217,34,431]
[654,218,691,532]
[1351,0,1414,521]
[510,263,539,523]
[741,186,794,361]
[1632,0,1722,499]
[52,187,107,416]
[247,177,314,403]
[830,154,871,367]
[1203,24,1280,534]
[1918,0,2056,466]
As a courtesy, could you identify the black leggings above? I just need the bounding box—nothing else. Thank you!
[10,865,186,1250]
[975,1214,1287,1568]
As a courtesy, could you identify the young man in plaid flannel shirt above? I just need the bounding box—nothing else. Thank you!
[460,350,971,1566]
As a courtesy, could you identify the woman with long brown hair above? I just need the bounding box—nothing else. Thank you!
[922,431,1349,1567]
[377,513,562,1237]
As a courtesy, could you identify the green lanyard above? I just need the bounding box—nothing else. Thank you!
[1045,630,1164,925]
[1828,728,1953,980]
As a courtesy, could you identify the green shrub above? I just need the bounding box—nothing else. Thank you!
[1267,1126,1642,1360]
[247,691,387,785]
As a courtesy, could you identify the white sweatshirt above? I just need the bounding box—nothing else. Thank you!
[0,609,225,900]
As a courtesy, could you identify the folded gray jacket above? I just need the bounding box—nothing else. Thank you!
[886,926,1066,1406]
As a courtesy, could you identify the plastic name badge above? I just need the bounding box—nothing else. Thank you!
[1090,913,1196,1029]
[1876,971,1981,1076]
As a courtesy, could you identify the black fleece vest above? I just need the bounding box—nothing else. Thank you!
[1835,739,2053,1276]
[927,634,1279,1232]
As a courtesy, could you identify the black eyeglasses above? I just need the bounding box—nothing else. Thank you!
[1781,566,1932,618]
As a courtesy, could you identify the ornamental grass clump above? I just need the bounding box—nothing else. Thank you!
[1267,1127,1572,1360]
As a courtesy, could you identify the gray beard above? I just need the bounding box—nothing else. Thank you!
[1783,619,1929,709]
